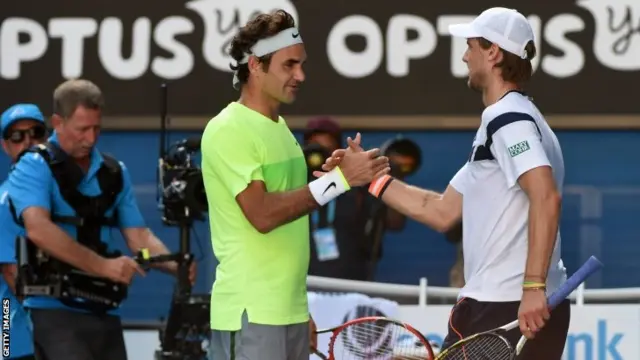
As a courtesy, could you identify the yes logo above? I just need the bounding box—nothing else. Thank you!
[578,0,640,70]
[186,0,299,73]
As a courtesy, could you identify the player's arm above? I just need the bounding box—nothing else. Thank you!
[236,181,320,233]
[205,131,321,233]
[519,168,561,282]
[238,147,387,233]
[9,154,107,277]
[491,117,561,283]
[373,179,462,233]
[321,135,461,233]
[116,163,173,274]
[203,126,374,234]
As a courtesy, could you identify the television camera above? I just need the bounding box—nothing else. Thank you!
[154,83,211,360]
[379,135,422,178]
[159,136,207,226]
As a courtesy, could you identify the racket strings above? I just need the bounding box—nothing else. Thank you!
[337,322,430,359]
[437,334,513,360]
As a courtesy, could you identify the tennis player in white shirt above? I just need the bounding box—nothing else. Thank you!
[317,7,570,359]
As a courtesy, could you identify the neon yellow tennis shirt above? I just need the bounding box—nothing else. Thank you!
[201,102,310,331]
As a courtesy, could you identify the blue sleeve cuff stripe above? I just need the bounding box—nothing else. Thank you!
[470,112,540,162]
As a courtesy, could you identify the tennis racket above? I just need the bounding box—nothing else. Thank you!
[311,316,435,360]
[435,255,604,360]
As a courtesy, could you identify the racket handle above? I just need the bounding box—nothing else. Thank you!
[547,256,603,309]
[515,335,528,355]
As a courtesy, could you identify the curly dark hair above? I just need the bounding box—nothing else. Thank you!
[229,9,296,87]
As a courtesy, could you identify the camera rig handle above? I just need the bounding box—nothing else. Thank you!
[134,244,194,300]
[135,248,194,268]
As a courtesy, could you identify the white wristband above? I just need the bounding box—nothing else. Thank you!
[309,167,351,206]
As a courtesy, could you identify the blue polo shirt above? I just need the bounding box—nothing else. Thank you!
[0,181,34,359]
[6,134,146,314]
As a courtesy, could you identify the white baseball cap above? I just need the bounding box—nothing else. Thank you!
[448,7,534,60]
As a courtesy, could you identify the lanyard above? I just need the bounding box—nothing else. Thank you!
[311,200,336,229]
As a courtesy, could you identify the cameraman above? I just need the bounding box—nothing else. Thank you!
[6,79,195,360]
[0,103,48,360]
[304,117,406,281]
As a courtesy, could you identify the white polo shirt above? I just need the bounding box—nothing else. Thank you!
[451,91,567,302]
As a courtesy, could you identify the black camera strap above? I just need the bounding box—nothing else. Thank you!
[12,142,123,249]
[49,146,122,253]
[10,142,125,313]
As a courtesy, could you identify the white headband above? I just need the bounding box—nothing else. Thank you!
[232,27,304,89]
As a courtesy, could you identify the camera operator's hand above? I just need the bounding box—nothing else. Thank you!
[99,256,146,285]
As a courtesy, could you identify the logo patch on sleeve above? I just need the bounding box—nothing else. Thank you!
[508,141,530,157]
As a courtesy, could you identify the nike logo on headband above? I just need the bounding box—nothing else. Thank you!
[292,32,300,38]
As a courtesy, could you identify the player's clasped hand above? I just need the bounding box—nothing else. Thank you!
[518,289,550,339]
[312,133,390,186]
[100,256,146,285]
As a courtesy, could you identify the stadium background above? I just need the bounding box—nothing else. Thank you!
[2,0,639,358]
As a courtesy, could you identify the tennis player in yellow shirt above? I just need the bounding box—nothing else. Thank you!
[201,9,390,360]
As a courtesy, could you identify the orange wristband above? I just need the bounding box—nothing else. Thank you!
[368,175,394,198]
